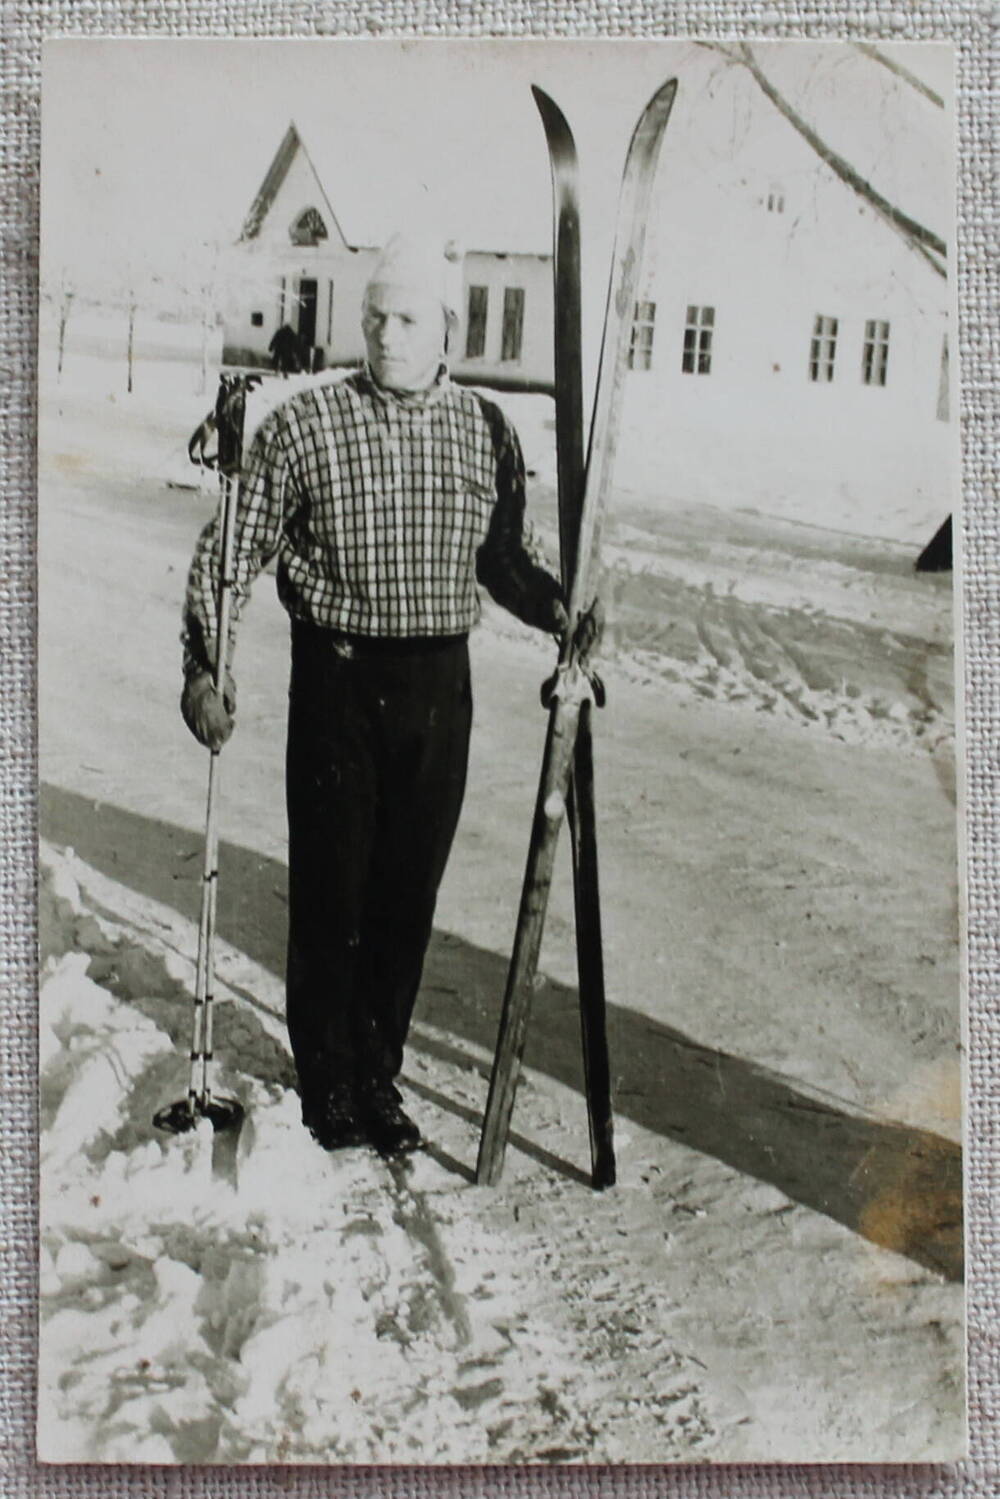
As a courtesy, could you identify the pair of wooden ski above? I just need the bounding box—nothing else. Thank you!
[476,79,678,1189]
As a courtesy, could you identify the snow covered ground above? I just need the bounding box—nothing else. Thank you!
[36,330,964,1464]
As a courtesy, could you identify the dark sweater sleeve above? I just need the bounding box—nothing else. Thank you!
[474,396,564,632]
[181,411,294,677]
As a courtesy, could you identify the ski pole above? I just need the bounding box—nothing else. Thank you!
[192,460,240,1125]
[154,376,254,1137]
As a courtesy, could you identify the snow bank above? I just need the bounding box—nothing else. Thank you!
[37,843,724,1465]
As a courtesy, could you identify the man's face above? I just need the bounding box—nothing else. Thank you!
[362,282,447,393]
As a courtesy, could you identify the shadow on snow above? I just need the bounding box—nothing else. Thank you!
[40,782,962,1283]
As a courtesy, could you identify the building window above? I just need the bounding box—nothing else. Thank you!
[628,301,656,371]
[250,311,263,328]
[767,190,785,213]
[465,286,489,359]
[862,319,890,386]
[278,277,286,325]
[327,280,334,345]
[290,208,328,247]
[809,315,838,382]
[501,287,525,362]
[682,305,714,375]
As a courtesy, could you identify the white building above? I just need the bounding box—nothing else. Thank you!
[222,48,952,543]
[617,49,952,539]
[222,124,553,391]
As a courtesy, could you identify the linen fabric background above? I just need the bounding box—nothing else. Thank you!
[3,1,996,1495]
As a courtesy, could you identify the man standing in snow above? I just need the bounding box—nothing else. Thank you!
[180,235,570,1157]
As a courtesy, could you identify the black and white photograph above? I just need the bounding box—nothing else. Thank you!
[37,37,963,1465]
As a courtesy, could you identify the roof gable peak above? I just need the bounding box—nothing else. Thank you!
[239,122,349,248]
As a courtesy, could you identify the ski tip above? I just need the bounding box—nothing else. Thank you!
[623,77,679,166]
[645,76,679,113]
[531,83,574,139]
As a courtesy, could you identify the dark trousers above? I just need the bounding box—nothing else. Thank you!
[285,620,472,1107]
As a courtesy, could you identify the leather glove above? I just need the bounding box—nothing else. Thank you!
[181,669,236,751]
[540,596,607,709]
[548,597,605,657]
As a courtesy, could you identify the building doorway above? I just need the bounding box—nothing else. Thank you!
[297,279,318,348]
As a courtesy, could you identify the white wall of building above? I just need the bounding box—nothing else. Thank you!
[450,252,552,389]
[616,63,952,542]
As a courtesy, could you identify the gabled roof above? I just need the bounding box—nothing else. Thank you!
[239,123,349,247]
[241,121,551,257]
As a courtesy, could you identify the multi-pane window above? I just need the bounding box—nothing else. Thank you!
[767,190,785,213]
[682,305,714,374]
[809,315,838,382]
[500,287,525,362]
[628,301,656,370]
[862,320,890,386]
[465,286,489,359]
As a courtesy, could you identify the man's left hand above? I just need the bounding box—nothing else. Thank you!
[549,597,604,658]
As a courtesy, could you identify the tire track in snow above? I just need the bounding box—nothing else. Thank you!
[722,593,821,721]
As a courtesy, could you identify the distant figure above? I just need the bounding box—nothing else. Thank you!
[269,323,302,377]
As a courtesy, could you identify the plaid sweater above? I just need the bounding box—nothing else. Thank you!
[183,368,562,674]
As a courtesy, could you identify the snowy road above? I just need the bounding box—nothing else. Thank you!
[37,351,963,1463]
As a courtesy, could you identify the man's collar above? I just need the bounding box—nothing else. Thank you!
[358,360,451,408]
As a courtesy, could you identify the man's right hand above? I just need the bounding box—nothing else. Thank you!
[181,669,236,751]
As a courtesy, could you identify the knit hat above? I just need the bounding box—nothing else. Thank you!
[364,233,464,322]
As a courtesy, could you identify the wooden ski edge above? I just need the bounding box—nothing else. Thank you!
[476,87,586,1187]
[475,706,581,1184]
[569,706,616,1189]
[531,85,586,590]
[532,86,617,1190]
[571,76,678,626]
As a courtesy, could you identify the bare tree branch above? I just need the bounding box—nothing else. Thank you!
[853,42,945,109]
[693,39,743,66]
[697,40,947,277]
